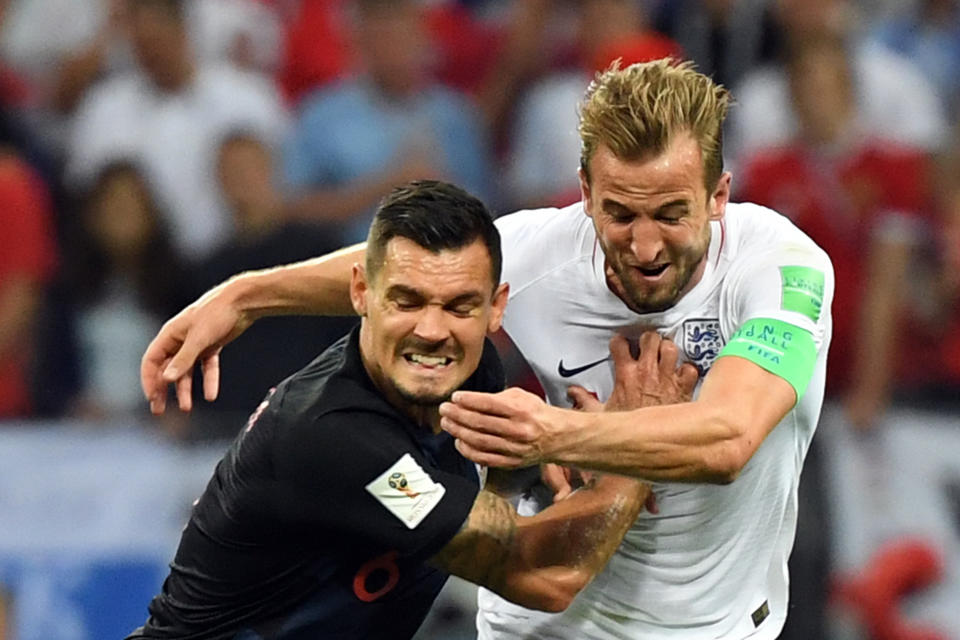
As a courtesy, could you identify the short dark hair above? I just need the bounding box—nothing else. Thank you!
[366,180,501,288]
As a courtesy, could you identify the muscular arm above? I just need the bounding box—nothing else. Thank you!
[224,243,363,318]
[141,244,363,412]
[431,332,696,610]
[548,357,795,482]
[443,355,797,484]
[429,474,647,612]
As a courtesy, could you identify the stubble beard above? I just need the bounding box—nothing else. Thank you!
[609,226,712,314]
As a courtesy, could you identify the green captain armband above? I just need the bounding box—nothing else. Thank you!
[718,318,817,401]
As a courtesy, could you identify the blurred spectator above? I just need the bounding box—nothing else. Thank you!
[929,122,960,395]
[66,0,288,261]
[0,147,57,419]
[282,0,492,244]
[503,0,681,208]
[0,0,130,149]
[654,0,777,89]
[738,35,935,429]
[1,0,281,150]
[189,0,282,75]
[867,0,960,117]
[728,0,949,170]
[64,161,188,421]
[189,132,357,437]
[275,0,352,104]
[275,0,507,112]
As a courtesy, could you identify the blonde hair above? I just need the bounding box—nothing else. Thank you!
[579,59,731,191]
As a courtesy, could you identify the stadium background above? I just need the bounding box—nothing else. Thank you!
[1,1,959,638]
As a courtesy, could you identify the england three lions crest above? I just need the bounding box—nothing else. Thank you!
[684,319,723,376]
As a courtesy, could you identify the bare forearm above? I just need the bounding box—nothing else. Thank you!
[546,402,743,483]
[221,244,365,319]
[516,474,647,575]
[431,477,646,612]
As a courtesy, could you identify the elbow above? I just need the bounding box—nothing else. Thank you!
[701,424,752,485]
[542,571,590,612]
[506,568,591,613]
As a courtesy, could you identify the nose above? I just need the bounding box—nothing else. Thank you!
[629,217,664,264]
[413,304,451,344]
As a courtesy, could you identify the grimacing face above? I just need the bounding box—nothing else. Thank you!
[352,237,508,410]
[579,133,731,314]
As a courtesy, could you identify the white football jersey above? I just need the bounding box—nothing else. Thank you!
[478,201,834,640]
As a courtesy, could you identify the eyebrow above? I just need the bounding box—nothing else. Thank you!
[385,284,425,300]
[445,292,485,307]
[657,199,690,211]
[656,199,691,215]
[601,198,690,215]
[386,285,485,304]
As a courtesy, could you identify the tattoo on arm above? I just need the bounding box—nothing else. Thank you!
[429,490,518,594]
[430,475,647,611]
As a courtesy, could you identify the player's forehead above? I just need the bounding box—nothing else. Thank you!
[378,237,494,299]
[589,136,706,205]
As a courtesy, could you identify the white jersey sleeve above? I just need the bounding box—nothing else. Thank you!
[718,224,834,399]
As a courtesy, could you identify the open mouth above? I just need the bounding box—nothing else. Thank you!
[404,353,454,368]
[636,264,669,277]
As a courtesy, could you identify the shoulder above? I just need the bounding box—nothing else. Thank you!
[725,202,821,250]
[496,202,592,261]
[495,202,596,294]
[270,347,416,478]
[721,202,833,289]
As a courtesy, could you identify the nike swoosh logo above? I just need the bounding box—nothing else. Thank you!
[557,356,610,378]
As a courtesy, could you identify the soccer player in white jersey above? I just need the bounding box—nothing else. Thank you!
[141,60,834,640]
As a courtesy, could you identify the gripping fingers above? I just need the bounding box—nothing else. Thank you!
[608,334,633,364]
[454,439,525,469]
[542,463,574,502]
[638,331,662,364]
[677,363,700,396]
[567,385,602,412]
[657,338,680,374]
[440,415,534,459]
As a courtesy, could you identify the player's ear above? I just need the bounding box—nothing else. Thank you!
[578,166,594,218]
[350,263,369,316]
[708,172,732,221]
[487,283,509,333]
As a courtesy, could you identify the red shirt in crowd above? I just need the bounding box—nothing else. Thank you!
[0,152,57,417]
[739,140,933,393]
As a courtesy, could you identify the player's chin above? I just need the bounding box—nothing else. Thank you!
[623,282,680,314]
[397,376,466,407]
[398,387,457,407]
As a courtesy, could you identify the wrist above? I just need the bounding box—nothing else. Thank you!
[220,269,275,322]
[541,406,589,466]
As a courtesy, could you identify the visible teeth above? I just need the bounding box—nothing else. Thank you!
[408,354,450,366]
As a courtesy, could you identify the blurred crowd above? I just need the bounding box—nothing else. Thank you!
[0,0,959,439]
[1,1,959,638]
